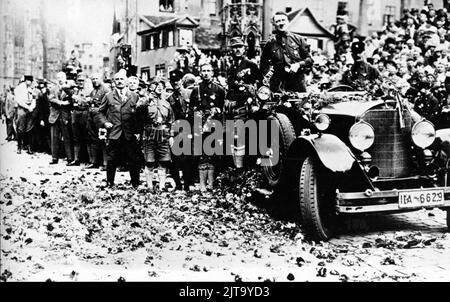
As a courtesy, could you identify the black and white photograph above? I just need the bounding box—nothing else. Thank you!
[1,0,450,287]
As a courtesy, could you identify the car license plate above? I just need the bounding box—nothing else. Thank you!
[398,190,445,209]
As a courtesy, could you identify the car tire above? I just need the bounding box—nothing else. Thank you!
[298,156,337,242]
[261,113,296,189]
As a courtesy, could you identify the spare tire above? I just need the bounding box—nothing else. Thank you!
[261,113,296,188]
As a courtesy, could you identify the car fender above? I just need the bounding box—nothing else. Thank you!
[287,133,356,172]
[436,129,450,156]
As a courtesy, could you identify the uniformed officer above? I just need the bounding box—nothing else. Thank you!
[14,75,36,154]
[62,49,83,81]
[260,11,313,93]
[34,79,51,153]
[139,80,175,192]
[97,71,142,189]
[48,72,74,164]
[68,74,90,166]
[189,63,226,191]
[87,73,110,169]
[341,41,382,90]
[225,36,262,171]
[4,86,16,142]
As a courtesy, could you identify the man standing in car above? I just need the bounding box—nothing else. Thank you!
[260,11,313,93]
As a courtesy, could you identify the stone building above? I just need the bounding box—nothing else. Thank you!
[0,0,66,88]
[220,0,264,58]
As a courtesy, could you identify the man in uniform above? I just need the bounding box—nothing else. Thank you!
[189,63,226,191]
[260,11,313,93]
[97,71,142,189]
[225,36,262,172]
[68,74,90,166]
[48,72,74,164]
[34,79,51,153]
[4,86,16,141]
[14,75,36,154]
[341,41,382,91]
[62,49,83,81]
[87,73,110,169]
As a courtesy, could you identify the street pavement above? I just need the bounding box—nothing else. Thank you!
[1,125,449,282]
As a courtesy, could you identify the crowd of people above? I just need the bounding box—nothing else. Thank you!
[3,5,450,192]
[306,2,450,127]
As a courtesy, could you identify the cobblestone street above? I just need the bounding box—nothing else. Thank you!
[1,126,450,282]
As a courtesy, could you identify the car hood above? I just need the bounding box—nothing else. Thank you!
[320,100,386,118]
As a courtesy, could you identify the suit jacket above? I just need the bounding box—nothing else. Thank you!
[48,85,71,125]
[97,88,140,141]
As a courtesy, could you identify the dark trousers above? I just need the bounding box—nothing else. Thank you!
[71,110,89,161]
[105,134,141,187]
[6,117,15,139]
[87,110,106,166]
[50,118,73,162]
[170,155,194,189]
[33,124,51,153]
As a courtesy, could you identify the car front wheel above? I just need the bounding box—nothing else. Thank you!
[261,113,296,189]
[298,156,337,241]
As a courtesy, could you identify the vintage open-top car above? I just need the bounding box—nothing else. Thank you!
[255,85,450,241]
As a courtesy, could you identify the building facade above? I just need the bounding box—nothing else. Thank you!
[0,0,67,89]
[111,0,222,79]
[220,0,264,58]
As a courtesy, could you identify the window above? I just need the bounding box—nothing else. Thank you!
[209,0,216,16]
[383,5,396,25]
[150,35,154,50]
[155,64,166,78]
[159,31,163,48]
[162,30,168,47]
[179,29,193,46]
[153,33,159,49]
[159,0,174,12]
[337,1,348,15]
[141,67,150,82]
[141,35,146,51]
[285,7,292,13]
[318,39,324,50]
[168,30,174,47]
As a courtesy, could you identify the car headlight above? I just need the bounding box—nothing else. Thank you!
[412,120,435,149]
[314,114,330,131]
[257,86,271,101]
[349,121,375,151]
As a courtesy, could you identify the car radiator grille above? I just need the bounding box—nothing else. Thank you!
[361,108,412,178]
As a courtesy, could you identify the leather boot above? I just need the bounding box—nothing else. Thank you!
[68,145,81,166]
[87,144,94,165]
[106,161,116,187]
[129,166,140,189]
